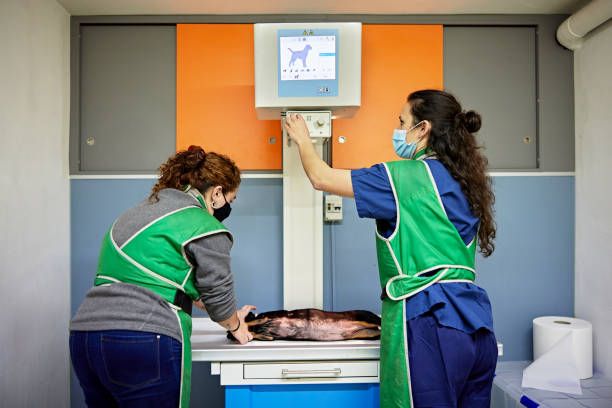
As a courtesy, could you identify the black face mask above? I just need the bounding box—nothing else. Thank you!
[213,195,232,222]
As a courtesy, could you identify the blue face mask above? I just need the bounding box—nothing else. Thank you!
[392,121,424,159]
[392,129,415,159]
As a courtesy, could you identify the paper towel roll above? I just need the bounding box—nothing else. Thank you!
[533,316,592,379]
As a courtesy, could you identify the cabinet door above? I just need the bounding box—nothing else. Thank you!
[444,26,537,169]
[177,24,281,170]
[331,25,444,169]
[79,25,176,172]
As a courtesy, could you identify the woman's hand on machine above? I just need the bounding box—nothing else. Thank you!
[284,113,311,146]
[231,305,256,345]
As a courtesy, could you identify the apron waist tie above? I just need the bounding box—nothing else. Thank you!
[385,268,475,301]
[173,290,193,316]
[96,276,194,316]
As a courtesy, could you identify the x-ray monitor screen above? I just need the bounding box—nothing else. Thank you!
[277,29,338,97]
[279,36,336,80]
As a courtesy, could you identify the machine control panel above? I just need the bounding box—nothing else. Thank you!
[285,110,332,138]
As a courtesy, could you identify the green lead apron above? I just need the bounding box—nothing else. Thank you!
[376,153,477,408]
[94,191,230,408]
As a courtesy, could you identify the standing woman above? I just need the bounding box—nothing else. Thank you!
[284,90,497,408]
[70,146,255,408]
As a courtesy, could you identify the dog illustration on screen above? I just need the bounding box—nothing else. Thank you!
[288,44,312,68]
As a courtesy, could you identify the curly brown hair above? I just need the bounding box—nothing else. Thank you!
[408,90,496,257]
[150,145,241,202]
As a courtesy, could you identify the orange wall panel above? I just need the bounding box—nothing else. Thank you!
[332,25,444,169]
[177,24,281,170]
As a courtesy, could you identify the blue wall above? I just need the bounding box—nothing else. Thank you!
[476,176,575,360]
[325,176,575,362]
[70,175,574,407]
[70,178,283,407]
[70,178,283,316]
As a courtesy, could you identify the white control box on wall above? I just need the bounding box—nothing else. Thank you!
[324,194,343,221]
[254,22,362,120]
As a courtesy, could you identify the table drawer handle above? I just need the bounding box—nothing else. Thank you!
[281,368,342,376]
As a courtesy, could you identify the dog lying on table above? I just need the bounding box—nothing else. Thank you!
[228,309,381,341]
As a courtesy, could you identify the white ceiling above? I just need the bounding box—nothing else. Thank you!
[57,0,587,16]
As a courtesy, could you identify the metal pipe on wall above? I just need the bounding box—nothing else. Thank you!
[556,0,612,50]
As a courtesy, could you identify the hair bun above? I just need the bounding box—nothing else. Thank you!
[187,145,206,163]
[457,110,481,133]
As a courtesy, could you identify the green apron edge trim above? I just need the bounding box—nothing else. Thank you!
[119,205,200,250]
[174,307,192,408]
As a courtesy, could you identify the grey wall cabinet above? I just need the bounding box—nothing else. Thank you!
[71,17,572,173]
[444,26,538,170]
[77,25,176,173]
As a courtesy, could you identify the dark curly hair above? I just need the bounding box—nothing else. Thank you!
[150,145,241,202]
[408,89,496,257]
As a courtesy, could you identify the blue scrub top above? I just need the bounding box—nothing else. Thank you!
[351,159,494,334]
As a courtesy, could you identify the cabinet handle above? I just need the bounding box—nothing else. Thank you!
[281,368,342,377]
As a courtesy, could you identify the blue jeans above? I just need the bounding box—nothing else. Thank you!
[70,330,182,408]
[407,313,498,408]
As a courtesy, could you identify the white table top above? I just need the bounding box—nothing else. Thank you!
[191,318,380,362]
[191,318,503,363]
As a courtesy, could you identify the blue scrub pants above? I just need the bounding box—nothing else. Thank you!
[70,330,182,408]
[406,313,497,408]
